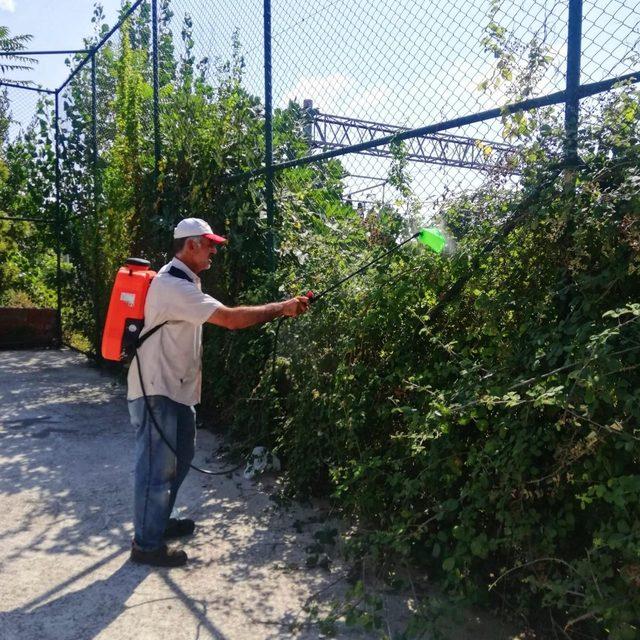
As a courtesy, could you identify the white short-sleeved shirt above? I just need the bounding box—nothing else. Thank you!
[127,257,222,406]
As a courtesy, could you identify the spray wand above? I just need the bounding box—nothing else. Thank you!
[269,228,448,380]
[303,227,448,304]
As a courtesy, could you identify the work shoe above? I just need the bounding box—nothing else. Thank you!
[130,543,188,568]
[164,518,196,539]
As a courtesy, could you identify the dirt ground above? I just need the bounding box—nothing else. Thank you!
[0,349,521,640]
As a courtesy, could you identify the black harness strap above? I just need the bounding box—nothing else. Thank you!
[168,265,193,282]
[136,321,166,347]
[135,265,193,348]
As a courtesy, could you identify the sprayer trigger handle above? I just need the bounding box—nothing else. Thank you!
[305,291,315,303]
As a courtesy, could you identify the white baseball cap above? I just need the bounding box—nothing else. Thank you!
[173,218,227,243]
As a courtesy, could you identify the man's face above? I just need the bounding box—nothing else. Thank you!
[190,236,218,272]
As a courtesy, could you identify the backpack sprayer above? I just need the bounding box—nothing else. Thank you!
[101,227,449,476]
[102,258,157,361]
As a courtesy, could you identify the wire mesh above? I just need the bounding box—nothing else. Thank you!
[167,0,264,96]
[5,0,633,216]
[58,78,92,224]
[55,1,159,349]
[268,0,574,213]
[271,0,568,128]
[582,0,640,84]
[57,60,99,346]
[0,85,52,142]
[155,0,265,238]
[0,83,56,309]
[578,0,640,143]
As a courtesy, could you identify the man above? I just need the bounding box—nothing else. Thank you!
[127,217,309,567]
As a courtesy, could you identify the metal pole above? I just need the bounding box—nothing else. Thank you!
[0,49,91,56]
[264,0,275,271]
[564,0,583,169]
[91,51,102,360]
[54,90,62,347]
[0,216,53,222]
[92,52,98,206]
[0,81,54,94]
[151,0,162,232]
[560,0,583,316]
[152,0,161,206]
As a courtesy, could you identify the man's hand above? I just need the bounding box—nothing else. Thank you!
[281,295,310,318]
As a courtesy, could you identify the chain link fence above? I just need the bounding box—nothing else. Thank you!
[0,0,638,342]
[582,0,639,84]
[168,0,264,96]
[0,82,57,326]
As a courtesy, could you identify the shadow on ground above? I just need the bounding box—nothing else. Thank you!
[0,350,387,639]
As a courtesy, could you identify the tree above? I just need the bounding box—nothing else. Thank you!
[0,25,35,85]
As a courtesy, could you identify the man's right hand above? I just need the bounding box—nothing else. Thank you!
[281,295,310,318]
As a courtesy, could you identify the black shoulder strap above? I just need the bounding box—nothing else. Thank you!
[136,321,167,348]
[168,265,193,282]
[135,265,193,350]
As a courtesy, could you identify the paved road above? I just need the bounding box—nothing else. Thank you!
[0,349,370,640]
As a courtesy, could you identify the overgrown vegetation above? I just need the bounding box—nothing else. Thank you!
[0,1,638,637]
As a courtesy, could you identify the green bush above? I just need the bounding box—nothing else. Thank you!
[264,90,640,637]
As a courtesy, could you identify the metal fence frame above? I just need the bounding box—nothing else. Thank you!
[0,0,638,345]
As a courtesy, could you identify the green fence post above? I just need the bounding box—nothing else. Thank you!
[264,0,275,272]
[54,89,62,347]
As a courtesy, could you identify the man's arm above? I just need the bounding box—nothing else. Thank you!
[207,296,309,330]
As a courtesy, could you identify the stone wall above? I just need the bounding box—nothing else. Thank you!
[0,308,59,349]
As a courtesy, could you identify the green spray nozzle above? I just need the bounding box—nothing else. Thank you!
[416,227,447,254]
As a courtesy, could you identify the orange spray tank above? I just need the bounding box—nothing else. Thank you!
[101,258,157,361]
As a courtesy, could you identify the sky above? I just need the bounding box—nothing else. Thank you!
[0,0,123,89]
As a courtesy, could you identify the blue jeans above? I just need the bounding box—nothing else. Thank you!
[128,395,196,551]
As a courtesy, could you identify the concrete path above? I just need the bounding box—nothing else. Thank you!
[0,349,374,640]
[0,349,521,640]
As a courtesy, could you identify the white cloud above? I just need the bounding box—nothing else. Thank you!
[281,73,352,112]
[0,0,16,12]
[280,72,393,122]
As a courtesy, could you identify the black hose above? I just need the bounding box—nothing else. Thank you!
[134,350,243,476]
